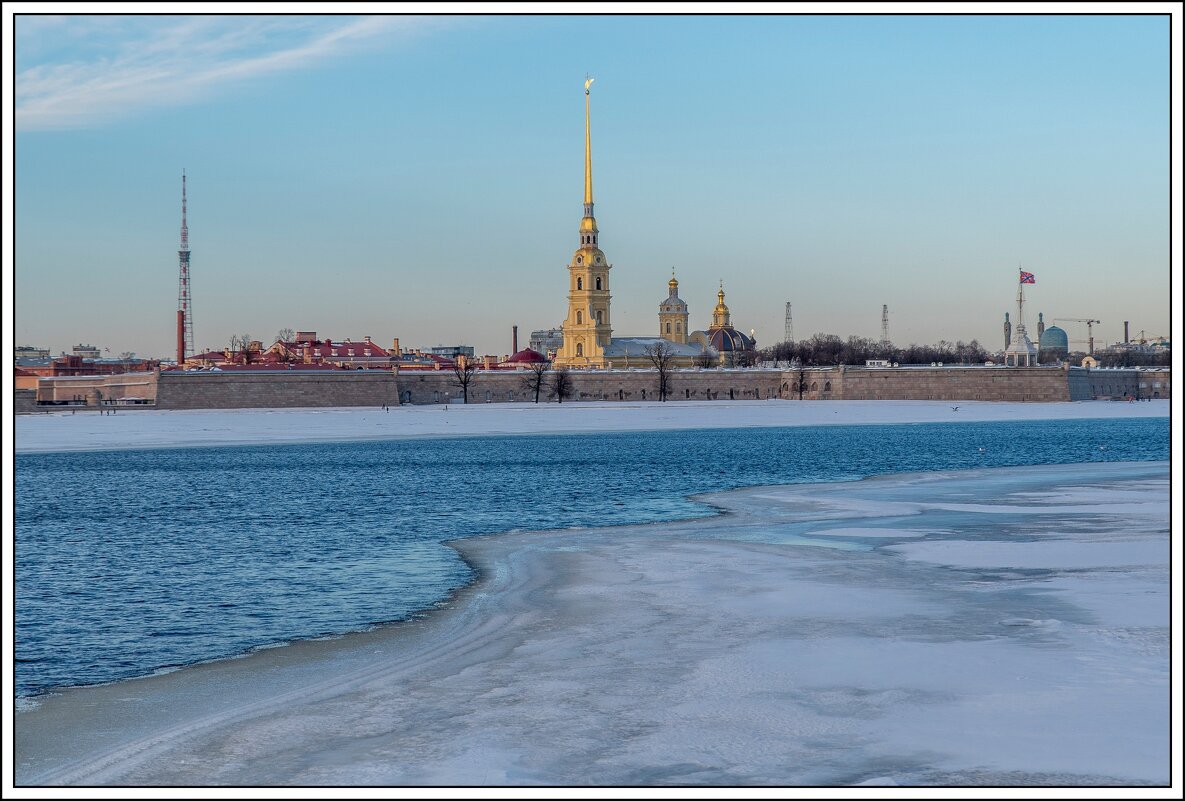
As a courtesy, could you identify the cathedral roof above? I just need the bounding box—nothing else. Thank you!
[703,327,756,353]
[603,337,703,358]
[660,274,687,310]
[505,348,548,364]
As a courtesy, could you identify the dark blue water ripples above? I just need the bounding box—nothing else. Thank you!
[14,418,1168,698]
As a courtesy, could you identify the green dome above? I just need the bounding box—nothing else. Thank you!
[1040,325,1069,351]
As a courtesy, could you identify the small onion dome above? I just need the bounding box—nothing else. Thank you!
[661,274,687,309]
[505,348,548,364]
[1039,325,1069,351]
[707,327,756,353]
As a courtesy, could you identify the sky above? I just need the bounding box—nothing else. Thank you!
[5,6,1178,360]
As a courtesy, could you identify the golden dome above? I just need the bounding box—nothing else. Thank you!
[579,216,598,233]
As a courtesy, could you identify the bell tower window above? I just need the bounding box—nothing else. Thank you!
[596,277,602,290]
[596,310,603,324]
[577,256,583,264]
[576,342,584,356]
[576,310,583,324]
[577,277,583,290]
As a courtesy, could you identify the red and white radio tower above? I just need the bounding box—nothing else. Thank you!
[176,171,195,365]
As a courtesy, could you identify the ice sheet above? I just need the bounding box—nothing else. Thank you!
[13,462,1170,787]
[14,398,1170,453]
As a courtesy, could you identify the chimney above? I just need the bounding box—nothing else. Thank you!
[392,338,401,356]
[364,335,371,343]
[1124,321,1129,344]
[512,325,519,354]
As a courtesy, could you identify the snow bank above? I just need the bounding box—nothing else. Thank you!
[14,398,1170,453]
[14,462,1169,786]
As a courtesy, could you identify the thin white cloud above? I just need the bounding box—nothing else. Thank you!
[15,15,438,131]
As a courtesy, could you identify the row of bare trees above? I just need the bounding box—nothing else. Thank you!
[450,341,686,404]
[761,334,991,367]
[451,360,575,404]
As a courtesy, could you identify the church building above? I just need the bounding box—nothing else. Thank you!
[690,284,758,365]
[552,80,749,370]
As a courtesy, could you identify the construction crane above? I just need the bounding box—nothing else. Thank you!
[1054,318,1101,355]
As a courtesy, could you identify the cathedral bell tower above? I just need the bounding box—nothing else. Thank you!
[659,270,689,345]
[556,77,613,368]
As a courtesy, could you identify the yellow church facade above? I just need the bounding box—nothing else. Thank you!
[553,80,753,370]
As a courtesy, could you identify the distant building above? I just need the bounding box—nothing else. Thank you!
[1038,324,1069,362]
[71,343,102,359]
[15,345,50,359]
[429,345,475,359]
[265,333,393,369]
[529,329,564,360]
[15,354,158,377]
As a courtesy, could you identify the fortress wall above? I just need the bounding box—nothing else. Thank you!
[13,388,39,414]
[60,365,1166,410]
[1072,367,1170,401]
[156,371,399,410]
[393,369,785,405]
[806,366,1074,402]
[36,372,160,404]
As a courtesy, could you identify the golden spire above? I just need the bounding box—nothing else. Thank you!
[579,76,598,240]
[584,76,594,209]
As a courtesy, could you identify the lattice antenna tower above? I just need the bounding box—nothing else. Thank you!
[176,171,195,364]
[784,301,794,344]
[881,304,890,346]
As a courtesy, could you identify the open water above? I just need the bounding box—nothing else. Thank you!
[14,418,1168,699]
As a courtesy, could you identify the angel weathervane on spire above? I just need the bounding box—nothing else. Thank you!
[585,75,595,93]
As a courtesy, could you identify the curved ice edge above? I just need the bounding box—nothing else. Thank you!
[15,460,1169,786]
[17,459,1167,707]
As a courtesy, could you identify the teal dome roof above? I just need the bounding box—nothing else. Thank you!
[1040,325,1069,351]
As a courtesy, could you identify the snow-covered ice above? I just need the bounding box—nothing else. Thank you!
[13,461,1169,787]
[14,398,1169,453]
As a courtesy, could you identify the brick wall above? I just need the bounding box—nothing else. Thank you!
[36,372,159,404]
[394,368,785,405]
[38,365,1162,411]
[13,388,39,414]
[780,366,1073,402]
[156,371,400,410]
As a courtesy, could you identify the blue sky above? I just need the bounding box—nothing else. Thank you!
[10,11,1173,359]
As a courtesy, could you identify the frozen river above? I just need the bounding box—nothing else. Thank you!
[15,461,1169,786]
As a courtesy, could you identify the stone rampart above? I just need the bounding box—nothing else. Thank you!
[394,368,784,405]
[778,366,1072,402]
[40,364,1162,410]
[156,371,400,410]
[36,372,159,404]
[13,388,40,414]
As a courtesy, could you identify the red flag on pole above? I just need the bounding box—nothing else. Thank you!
[1019,271,1035,284]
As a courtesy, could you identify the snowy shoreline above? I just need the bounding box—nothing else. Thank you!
[14,461,1169,787]
[14,398,1170,453]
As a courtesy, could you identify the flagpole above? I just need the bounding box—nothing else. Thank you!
[1016,267,1025,331]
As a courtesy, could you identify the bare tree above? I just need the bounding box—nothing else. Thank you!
[228,333,254,364]
[549,365,574,403]
[452,357,478,404]
[522,361,550,403]
[643,340,676,401]
[277,328,295,343]
[790,362,809,400]
[694,348,716,369]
